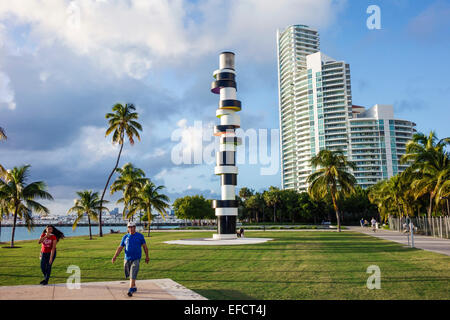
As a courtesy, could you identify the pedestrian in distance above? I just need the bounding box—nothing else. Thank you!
[360,218,365,228]
[38,225,65,285]
[371,217,377,232]
[112,221,149,297]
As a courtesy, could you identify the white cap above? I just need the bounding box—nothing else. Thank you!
[127,221,136,227]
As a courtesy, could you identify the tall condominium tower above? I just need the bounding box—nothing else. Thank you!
[277,25,320,191]
[277,25,416,191]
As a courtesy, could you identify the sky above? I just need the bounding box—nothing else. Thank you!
[0,0,449,215]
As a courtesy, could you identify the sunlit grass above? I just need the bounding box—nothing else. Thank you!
[0,231,449,300]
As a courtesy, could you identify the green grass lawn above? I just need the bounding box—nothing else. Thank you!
[0,231,449,300]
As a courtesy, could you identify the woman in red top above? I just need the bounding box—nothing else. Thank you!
[38,225,64,285]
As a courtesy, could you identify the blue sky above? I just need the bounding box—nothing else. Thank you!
[0,0,449,214]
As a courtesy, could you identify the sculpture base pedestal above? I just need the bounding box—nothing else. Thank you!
[212,233,237,240]
[217,215,236,235]
[165,237,273,246]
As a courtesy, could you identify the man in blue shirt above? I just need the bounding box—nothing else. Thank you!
[112,221,149,297]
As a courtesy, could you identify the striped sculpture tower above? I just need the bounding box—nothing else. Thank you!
[211,52,242,240]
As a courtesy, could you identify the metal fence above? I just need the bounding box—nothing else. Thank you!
[388,216,450,239]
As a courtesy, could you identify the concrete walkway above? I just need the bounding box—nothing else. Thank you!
[0,279,207,300]
[347,226,450,256]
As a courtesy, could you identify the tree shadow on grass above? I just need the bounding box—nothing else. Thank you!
[152,246,412,254]
[193,289,257,300]
[176,277,450,285]
[1,274,448,286]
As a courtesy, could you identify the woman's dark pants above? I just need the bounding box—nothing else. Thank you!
[40,251,56,282]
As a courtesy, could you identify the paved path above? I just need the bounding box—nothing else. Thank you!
[347,226,450,256]
[0,279,207,300]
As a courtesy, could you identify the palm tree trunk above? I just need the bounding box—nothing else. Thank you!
[99,141,124,237]
[10,204,18,248]
[428,193,434,219]
[88,215,92,240]
[397,203,402,217]
[273,204,276,223]
[331,193,341,232]
[147,208,151,237]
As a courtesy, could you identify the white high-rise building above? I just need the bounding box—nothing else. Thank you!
[277,25,416,191]
[277,25,320,190]
[349,104,416,189]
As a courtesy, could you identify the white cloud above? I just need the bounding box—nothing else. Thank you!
[0,0,345,211]
[0,125,118,170]
[39,71,50,82]
[0,0,344,77]
[0,22,5,47]
[213,0,346,60]
[155,165,216,193]
[407,1,450,41]
[79,126,119,166]
[177,118,188,128]
[0,71,16,110]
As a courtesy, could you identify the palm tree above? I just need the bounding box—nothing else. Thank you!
[0,131,8,240]
[368,170,421,221]
[110,163,148,220]
[263,186,281,223]
[0,197,11,242]
[368,180,391,221]
[239,187,254,202]
[99,103,142,236]
[0,165,53,247]
[68,191,109,240]
[402,131,450,217]
[307,150,356,232]
[246,193,265,223]
[132,181,170,237]
[411,151,449,218]
[0,167,11,241]
[397,170,420,218]
[0,127,7,182]
[401,131,449,165]
[0,127,6,141]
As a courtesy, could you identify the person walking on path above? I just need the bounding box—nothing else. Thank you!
[112,221,149,297]
[38,225,64,285]
[360,218,365,228]
[371,217,377,232]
